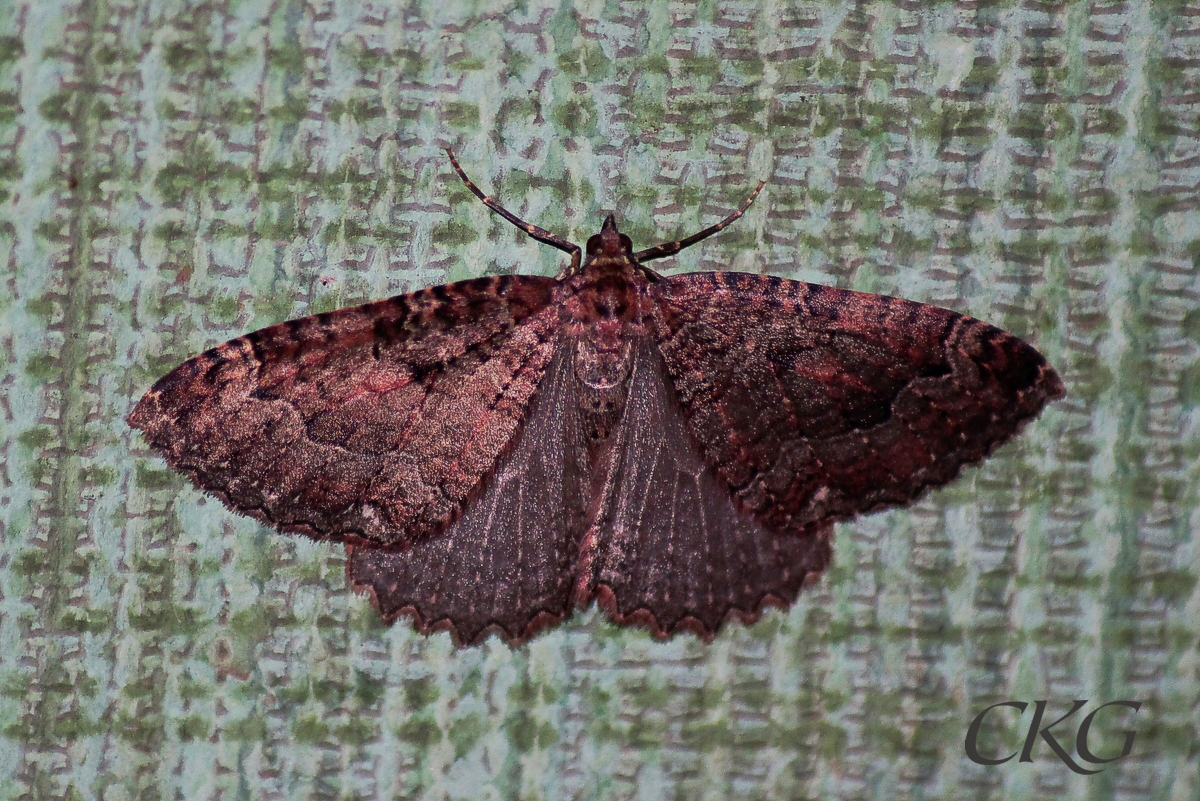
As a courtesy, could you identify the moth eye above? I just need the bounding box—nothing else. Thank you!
[619,234,632,252]
[586,235,604,254]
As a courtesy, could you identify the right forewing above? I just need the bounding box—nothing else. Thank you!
[649,272,1065,538]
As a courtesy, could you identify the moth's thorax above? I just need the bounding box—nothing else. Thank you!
[561,256,652,337]
[561,253,653,441]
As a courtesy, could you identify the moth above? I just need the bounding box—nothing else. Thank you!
[129,151,1064,645]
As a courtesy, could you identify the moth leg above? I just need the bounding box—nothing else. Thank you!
[445,148,582,272]
[633,180,766,263]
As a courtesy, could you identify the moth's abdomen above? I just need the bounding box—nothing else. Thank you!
[573,336,634,441]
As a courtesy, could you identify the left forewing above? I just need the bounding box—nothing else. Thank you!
[128,275,560,549]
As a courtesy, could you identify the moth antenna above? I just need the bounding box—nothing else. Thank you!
[444,148,581,269]
[632,180,767,263]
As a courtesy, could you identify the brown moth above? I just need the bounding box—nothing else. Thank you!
[129,151,1064,645]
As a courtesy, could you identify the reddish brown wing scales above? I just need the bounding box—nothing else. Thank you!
[130,240,1064,644]
[649,272,1065,537]
[128,275,559,549]
[580,342,833,639]
[347,347,590,645]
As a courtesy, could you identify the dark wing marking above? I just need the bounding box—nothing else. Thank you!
[578,341,832,639]
[129,275,560,549]
[346,346,590,644]
[650,272,1065,537]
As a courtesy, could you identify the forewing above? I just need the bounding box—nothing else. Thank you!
[650,273,1065,537]
[346,346,590,644]
[128,275,560,548]
[580,342,833,638]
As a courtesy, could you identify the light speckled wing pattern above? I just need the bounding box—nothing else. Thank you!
[128,275,560,549]
[346,348,589,644]
[649,272,1066,537]
[579,341,833,638]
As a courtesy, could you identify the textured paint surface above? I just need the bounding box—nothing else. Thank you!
[0,1,1196,800]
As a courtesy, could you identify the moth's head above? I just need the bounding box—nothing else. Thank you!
[586,214,633,258]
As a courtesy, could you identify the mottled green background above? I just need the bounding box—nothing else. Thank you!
[0,0,1197,799]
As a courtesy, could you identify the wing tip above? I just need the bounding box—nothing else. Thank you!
[126,387,164,437]
[1039,361,1067,403]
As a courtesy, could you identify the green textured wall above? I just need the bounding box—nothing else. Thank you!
[0,1,1197,799]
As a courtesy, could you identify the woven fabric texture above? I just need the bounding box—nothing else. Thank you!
[0,1,1196,799]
